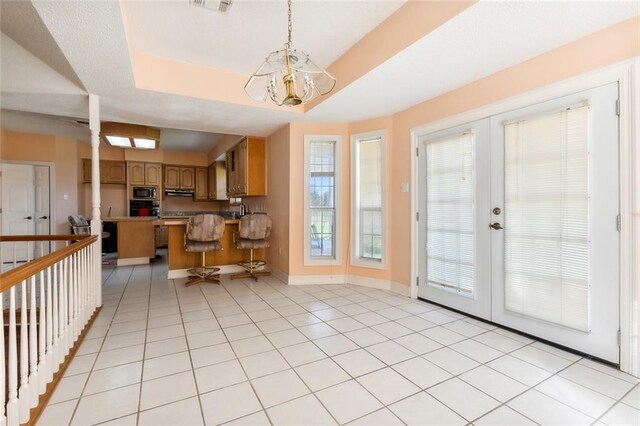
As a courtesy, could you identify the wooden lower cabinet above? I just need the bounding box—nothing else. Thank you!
[166,223,264,270]
[117,220,155,259]
[155,225,168,248]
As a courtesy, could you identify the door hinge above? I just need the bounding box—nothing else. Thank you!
[416,147,419,157]
[617,214,621,232]
[416,212,419,221]
[616,99,620,116]
[617,329,621,346]
[416,276,419,287]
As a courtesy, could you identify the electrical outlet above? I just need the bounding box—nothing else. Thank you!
[278,247,282,255]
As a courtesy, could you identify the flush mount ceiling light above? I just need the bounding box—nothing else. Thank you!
[101,122,160,150]
[244,0,336,107]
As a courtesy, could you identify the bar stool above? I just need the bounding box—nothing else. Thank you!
[184,214,225,287]
[231,214,272,281]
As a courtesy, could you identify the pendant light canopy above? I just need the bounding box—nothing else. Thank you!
[244,0,336,106]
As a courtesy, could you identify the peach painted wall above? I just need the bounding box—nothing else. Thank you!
[207,134,244,164]
[1,130,80,234]
[382,16,640,287]
[279,17,639,287]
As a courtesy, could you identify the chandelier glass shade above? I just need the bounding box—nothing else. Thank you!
[244,0,336,106]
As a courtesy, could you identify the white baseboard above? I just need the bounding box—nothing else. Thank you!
[272,269,411,297]
[288,274,347,285]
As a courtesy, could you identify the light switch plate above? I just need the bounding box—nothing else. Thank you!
[400,183,409,193]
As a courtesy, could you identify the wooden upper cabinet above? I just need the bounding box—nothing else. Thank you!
[208,161,227,200]
[226,137,266,197]
[180,167,195,190]
[128,162,145,185]
[128,162,162,186]
[164,166,181,189]
[105,161,126,184]
[194,167,208,201]
[83,159,126,184]
[164,165,195,190]
[208,164,217,199]
[145,163,162,186]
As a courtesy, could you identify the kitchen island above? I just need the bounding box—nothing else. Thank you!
[156,218,263,279]
[103,217,156,266]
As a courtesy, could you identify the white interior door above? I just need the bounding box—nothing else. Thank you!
[417,119,492,319]
[1,163,35,263]
[490,83,620,363]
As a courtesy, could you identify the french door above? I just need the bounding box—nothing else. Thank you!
[418,83,620,362]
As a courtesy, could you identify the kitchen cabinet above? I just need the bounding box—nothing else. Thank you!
[155,225,168,248]
[208,161,228,200]
[181,167,195,190]
[194,167,208,201]
[145,163,162,186]
[128,162,162,186]
[226,137,266,197]
[163,165,195,190]
[82,159,126,184]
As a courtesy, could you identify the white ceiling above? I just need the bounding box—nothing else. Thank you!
[1,0,638,151]
[125,0,405,74]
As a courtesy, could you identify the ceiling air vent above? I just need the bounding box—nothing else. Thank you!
[189,0,232,13]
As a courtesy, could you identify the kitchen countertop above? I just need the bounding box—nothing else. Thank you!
[103,216,157,222]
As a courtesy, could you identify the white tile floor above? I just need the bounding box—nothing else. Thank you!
[38,257,640,425]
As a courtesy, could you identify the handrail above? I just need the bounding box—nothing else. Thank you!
[0,234,91,242]
[0,234,98,292]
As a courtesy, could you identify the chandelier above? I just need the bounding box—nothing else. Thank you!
[244,0,336,106]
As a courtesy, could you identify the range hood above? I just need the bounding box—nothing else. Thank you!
[165,189,194,197]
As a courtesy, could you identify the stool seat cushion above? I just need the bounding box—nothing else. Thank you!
[185,240,222,252]
[234,238,270,250]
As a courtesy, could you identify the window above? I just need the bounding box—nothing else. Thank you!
[351,131,385,267]
[304,135,342,265]
[426,132,474,295]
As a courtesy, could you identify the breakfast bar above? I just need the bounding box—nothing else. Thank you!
[156,218,264,279]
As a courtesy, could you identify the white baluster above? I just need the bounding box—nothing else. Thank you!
[7,286,19,426]
[62,256,70,357]
[52,262,60,369]
[28,276,38,408]
[38,270,47,394]
[18,281,30,423]
[46,265,54,381]
[0,296,6,426]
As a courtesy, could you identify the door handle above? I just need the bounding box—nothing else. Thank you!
[25,216,33,220]
[39,216,49,220]
[490,222,503,230]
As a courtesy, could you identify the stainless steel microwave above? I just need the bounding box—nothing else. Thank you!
[131,186,157,199]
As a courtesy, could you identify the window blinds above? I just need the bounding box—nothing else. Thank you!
[426,133,474,295]
[357,137,383,260]
[504,105,589,331]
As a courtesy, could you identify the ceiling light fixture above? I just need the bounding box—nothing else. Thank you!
[101,122,160,150]
[244,0,336,107]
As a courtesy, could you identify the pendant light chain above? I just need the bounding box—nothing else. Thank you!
[286,0,292,49]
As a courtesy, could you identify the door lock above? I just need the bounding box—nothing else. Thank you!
[492,207,501,215]
[39,216,49,220]
[24,216,33,220]
[490,222,503,230]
